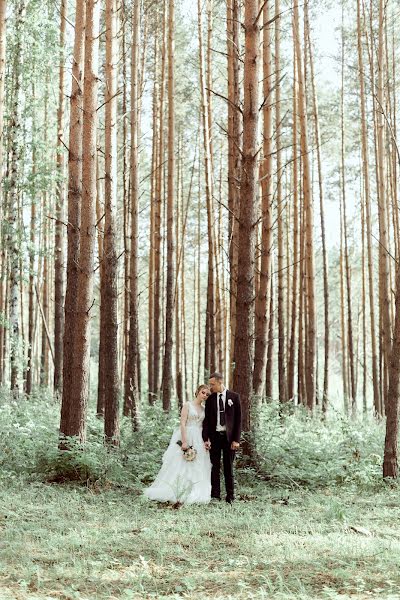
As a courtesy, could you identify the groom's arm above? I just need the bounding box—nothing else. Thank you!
[232,394,241,443]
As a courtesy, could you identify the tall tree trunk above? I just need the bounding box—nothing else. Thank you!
[265,273,274,399]
[232,0,260,439]
[102,0,119,442]
[361,194,367,413]
[357,0,380,415]
[196,174,202,382]
[339,195,349,412]
[288,48,299,402]
[41,84,51,389]
[124,0,140,428]
[147,37,158,404]
[175,136,183,410]
[376,0,391,413]
[60,0,86,438]
[306,6,329,411]
[0,0,6,384]
[0,0,6,381]
[161,0,175,411]
[62,0,99,442]
[180,228,188,401]
[340,20,356,415]
[8,0,25,396]
[253,0,272,399]
[96,165,105,416]
[198,0,216,376]
[206,0,214,170]
[54,0,67,395]
[153,1,167,398]
[41,191,50,387]
[297,190,306,405]
[293,0,315,410]
[383,258,400,477]
[227,0,241,384]
[121,0,130,397]
[275,0,287,403]
[0,254,7,385]
[206,0,223,371]
[0,0,5,194]
[26,83,37,396]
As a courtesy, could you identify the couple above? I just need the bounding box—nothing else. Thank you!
[144,372,241,504]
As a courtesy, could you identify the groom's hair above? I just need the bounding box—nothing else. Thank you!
[210,371,223,381]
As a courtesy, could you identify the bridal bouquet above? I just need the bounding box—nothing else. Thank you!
[177,441,197,462]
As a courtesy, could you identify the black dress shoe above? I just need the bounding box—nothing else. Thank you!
[225,497,234,504]
[211,496,221,502]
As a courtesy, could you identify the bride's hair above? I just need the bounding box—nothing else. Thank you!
[195,384,210,397]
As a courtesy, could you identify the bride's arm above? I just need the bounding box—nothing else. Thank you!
[180,403,189,450]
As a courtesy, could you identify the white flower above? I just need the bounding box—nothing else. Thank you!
[228,399,233,407]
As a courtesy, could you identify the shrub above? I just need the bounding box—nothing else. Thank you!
[0,389,386,491]
[252,402,384,489]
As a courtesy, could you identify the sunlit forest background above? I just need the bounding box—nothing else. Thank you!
[2,0,400,596]
[2,0,398,421]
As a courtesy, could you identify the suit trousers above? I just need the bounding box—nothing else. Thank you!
[210,431,235,501]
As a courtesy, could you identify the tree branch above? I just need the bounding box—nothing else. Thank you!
[206,87,243,115]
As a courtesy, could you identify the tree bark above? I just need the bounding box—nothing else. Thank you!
[60,0,86,439]
[53,0,67,395]
[124,0,140,428]
[147,36,158,404]
[0,0,6,384]
[175,136,183,410]
[26,83,37,396]
[306,6,329,412]
[161,0,175,411]
[253,0,272,399]
[293,0,315,410]
[102,0,120,442]
[227,0,241,385]
[376,0,391,413]
[96,164,105,416]
[153,1,167,399]
[383,260,400,477]
[275,0,287,403]
[288,48,299,402]
[339,195,349,412]
[7,0,25,397]
[340,18,356,415]
[232,0,260,437]
[265,273,274,400]
[62,0,99,442]
[198,0,216,376]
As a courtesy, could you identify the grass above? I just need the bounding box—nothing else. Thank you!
[1,394,400,599]
[2,475,400,598]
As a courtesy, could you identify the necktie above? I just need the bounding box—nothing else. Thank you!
[219,393,225,426]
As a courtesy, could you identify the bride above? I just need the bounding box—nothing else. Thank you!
[144,385,212,504]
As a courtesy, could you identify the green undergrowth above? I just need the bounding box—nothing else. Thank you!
[0,390,398,599]
[0,391,385,491]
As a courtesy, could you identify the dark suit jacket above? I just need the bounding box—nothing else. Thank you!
[202,389,241,445]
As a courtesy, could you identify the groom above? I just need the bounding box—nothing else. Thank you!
[202,372,241,503]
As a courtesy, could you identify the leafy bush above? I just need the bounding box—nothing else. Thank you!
[252,402,385,489]
[0,389,179,488]
[0,388,386,490]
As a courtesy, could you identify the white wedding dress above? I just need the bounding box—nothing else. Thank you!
[144,401,211,504]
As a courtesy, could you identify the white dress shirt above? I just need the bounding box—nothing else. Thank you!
[216,386,227,432]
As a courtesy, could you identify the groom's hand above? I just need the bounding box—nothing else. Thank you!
[231,441,240,451]
[204,440,211,450]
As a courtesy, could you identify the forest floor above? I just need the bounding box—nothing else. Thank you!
[1,474,400,600]
[1,396,399,599]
